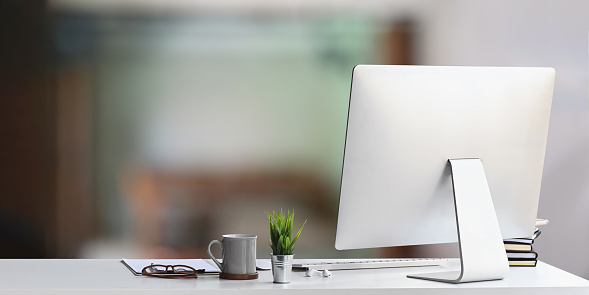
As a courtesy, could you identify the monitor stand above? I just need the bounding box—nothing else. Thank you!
[407,158,509,283]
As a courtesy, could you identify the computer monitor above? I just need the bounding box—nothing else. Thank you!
[335,65,555,283]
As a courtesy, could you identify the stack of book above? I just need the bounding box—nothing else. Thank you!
[504,219,547,267]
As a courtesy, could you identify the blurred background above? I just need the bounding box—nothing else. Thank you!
[1,0,588,279]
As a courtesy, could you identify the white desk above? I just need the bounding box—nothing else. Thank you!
[1,259,588,294]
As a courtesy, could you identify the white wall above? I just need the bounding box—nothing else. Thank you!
[418,0,589,278]
[58,0,589,276]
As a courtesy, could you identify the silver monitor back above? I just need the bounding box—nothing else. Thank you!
[335,65,554,250]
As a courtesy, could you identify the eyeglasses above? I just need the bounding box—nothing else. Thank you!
[141,264,198,279]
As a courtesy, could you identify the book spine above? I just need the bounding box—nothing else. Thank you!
[509,261,537,267]
[506,251,538,259]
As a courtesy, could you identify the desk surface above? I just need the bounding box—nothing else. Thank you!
[1,259,588,294]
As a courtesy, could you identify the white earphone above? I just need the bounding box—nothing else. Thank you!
[305,269,332,277]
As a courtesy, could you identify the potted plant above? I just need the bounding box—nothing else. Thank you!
[267,209,306,283]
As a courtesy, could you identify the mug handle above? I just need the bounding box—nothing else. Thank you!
[207,240,223,271]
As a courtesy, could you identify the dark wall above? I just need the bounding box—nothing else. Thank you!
[0,0,55,258]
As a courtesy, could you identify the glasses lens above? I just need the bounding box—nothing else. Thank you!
[173,265,196,274]
[145,265,168,274]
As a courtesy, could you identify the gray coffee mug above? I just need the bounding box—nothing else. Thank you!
[207,234,257,275]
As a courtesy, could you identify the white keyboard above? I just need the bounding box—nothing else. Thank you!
[292,258,449,271]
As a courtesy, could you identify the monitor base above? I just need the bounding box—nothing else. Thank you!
[408,158,509,283]
[408,271,462,283]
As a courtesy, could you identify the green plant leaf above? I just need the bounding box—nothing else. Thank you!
[291,219,307,247]
[283,236,291,255]
[277,235,284,255]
